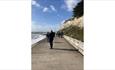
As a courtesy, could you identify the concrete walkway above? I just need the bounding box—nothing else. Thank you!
[32,37,83,70]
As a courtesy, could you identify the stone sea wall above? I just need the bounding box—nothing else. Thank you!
[64,35,84,55]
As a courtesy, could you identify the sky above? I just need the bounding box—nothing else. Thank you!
[32,0,81,32]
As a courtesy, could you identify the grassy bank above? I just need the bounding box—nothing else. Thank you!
[60,25,84,42]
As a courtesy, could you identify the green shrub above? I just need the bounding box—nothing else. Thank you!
[60,25,84,42]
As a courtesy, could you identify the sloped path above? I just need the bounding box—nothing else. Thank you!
[32,37,83,70]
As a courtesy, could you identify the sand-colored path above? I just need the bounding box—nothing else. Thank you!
[32,37,83,70]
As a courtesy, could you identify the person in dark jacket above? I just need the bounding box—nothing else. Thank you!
[60,31,64,38]
[48,30,55,49]
[57,31,61,38]
[46,32,50,42]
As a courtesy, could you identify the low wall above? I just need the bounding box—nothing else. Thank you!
[64,35,84,55]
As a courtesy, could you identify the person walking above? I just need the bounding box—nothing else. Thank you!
[57,31,61,38]
[48,30,55,49]
[46,32,50,42]
[60,31,64,38]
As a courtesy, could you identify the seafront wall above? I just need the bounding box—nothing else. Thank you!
[64,35,84,55]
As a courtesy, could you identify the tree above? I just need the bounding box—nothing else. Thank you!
[73,0,84,18]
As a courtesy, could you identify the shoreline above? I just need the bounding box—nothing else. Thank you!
[31,35,46,47]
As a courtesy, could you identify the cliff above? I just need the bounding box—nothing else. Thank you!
[60,16,84,42]
[61,16,83,29]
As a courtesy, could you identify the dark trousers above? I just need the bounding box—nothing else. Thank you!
[49,41,53,49]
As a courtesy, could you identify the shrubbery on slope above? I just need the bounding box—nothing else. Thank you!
[61,25,84,42]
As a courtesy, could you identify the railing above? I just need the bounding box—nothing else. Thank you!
[64,35,84,55]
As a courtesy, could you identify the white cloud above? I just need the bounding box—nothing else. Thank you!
[50,5,57,12]
[61,20,65,24]
[32,21,59,32]
[43,7,49,12]
[32,21,42,32]
[64,0,81,11]
[32,0,40,7]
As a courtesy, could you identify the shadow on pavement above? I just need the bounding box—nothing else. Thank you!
[54,42,64,43]
[52,48,78,51]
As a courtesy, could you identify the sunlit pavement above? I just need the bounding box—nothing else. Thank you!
[32,37,83,70]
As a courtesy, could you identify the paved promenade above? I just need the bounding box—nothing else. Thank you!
[32,37,83,70]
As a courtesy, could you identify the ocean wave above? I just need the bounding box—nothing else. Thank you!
[31,34,46,45]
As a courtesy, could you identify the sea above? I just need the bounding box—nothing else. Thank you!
[31,32,46,45]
